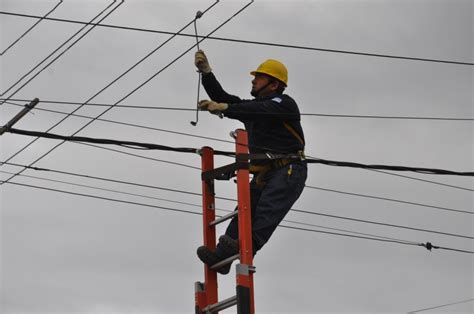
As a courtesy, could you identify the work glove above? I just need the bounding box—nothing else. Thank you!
[198,99,228,114]
[195,50,212,74]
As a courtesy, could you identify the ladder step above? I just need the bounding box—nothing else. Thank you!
[210,254,240,270]
[209,211,238,227]
[202,295,237,313]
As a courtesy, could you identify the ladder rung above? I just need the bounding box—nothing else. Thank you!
[210,254,240,270]
[202,295,237,313]
[209,211,238,227]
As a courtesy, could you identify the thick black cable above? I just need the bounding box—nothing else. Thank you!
[0,0,122,99]
[0,0,63,56]
[8,104,473,197]
[305,156,474,177]
[1,0,252,185]
[305,185,473,215]
[0,0,219,164]
[1,11,472,66]
[5,101,473,194]
[3,161,473,240]
[5,127,474,177]
[4,180,472,254]
[5,98,473,121]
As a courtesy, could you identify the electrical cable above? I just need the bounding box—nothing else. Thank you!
[5,127,474,177]
[305,185,473,215]
[0,0,123,99]
[1,0,253,185]
[278,224,474,254]
[0,0,220,163]
[4,180,473,254]
[4,98,473,121]
[290,208,473,239]
[407,298,474,313]
[1,11,472,66]
[4,101,473,193]
[0,0,63,56]
[1,169,422,244]
[3,161,473,240]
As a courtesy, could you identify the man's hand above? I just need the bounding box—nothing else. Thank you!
[195,50,212,74]
[198,100,228,114]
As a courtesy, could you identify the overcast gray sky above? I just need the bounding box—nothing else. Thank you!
[1,0,473,313]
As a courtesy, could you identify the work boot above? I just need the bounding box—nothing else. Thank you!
[218,235,239,257]
[196,246,232,275]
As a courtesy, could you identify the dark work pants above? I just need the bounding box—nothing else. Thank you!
[219,160,307,255]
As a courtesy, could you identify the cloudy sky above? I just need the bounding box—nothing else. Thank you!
[1,0,473,313]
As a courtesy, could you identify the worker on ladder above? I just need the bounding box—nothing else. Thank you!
[195,50,307,274]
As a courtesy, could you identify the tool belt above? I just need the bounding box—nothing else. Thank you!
[249,151,305,187]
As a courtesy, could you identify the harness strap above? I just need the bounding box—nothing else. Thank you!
[283,122,305,145]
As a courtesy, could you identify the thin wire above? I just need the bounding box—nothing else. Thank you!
[0,0,63,56]
[4,161,473,240]
[305,185,473,215]
[1,11,472,66]
[1,0,252,185]
[2,102,234,145]
[278,224,474,254]
[4,180,473,254]
[4,98,473,121]
[0,0,122,99]
[368,169,474,192]
[291,208,474,239]
[407,298,474,313]
[0,0,219,162]
[2,169,421,243]
[4,181,202,216]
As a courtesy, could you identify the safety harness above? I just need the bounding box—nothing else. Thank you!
[249,122,305,187]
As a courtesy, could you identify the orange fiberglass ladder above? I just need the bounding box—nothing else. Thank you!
[195,129,255,314]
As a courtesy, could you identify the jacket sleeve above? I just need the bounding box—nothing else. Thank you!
[201,72,242,104]
[223,95,300,121]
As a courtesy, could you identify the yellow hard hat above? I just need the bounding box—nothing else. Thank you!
[250,59,288,86]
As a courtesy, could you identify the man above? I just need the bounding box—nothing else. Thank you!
[195,50,307,274]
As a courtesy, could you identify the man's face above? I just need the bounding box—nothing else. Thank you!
[251,73,272,97]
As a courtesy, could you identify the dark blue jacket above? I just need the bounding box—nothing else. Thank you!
[202,72,305,159]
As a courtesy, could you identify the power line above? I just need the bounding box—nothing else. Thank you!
[2,169,422,244]
[291,208,473,239]
[407,298,474,313]
[1,0,253,185]
[2,102,235,145]
[4,101,473,193]
[4,98,473,121]
[3,162,473,240]
[0,0,123,99]
[4,180,473,254]
[305,185,473,215]
[0,0,219,162]
[1,11,473,66]
[368,169,474,192]
[6,127,474,177]
[278,224,474,254]
[0,0,63,56]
